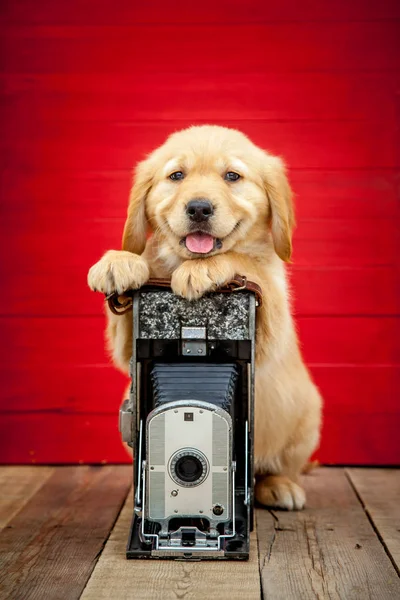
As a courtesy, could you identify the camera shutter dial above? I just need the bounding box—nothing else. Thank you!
[169,448,209,487]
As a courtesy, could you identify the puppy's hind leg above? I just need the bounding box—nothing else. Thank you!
[255,423,320,511]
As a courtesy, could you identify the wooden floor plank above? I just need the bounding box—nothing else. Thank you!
[347,468,400,574]
[0,466,54,530]
[256,468,400,600]
[80,491,261,600]
[0,466,131,600]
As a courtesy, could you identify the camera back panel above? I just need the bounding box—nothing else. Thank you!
[120,287,256,560]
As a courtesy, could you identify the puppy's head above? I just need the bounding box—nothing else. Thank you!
[122,125,294,264]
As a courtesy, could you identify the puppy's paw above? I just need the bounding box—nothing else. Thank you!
[87,250,149,295]
[171,259,234,301]
[255,475,306,511]
[171,261,215,300]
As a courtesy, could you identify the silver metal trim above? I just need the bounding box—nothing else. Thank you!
[217,461,236,549]
[146,399,232,426]
[182,340,207,355]
[141,459,237,554]
[119,399,133,443]
[151,549,225,558]
[140,461,159,547]
[244,420,249,506]
[129,293,141,450]
[134,420,144,509]
[248,294,256,529]
[181,326,207,339]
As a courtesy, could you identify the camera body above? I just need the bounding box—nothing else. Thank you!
[119,285,256,559]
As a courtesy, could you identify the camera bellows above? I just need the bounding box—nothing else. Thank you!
[151,363,239,410]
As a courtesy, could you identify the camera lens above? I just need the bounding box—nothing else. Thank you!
[170,449,209,487]
[175,456,203,483]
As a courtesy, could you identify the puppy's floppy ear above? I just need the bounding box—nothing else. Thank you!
[262,154,295,262]
[122,158,154,255]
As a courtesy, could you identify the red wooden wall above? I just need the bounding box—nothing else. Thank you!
[1,1,399,464]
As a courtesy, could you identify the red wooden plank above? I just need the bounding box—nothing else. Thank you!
[0,170,131,219]
[0,262,398,317]
[1,365,398,415]
[310,365,400,415]
[1,72,398,122]
[0,411,398,465]
[291,170,400,220]
[2,170,399,220]
[1,3,399,467]
[0,205,399,315]
[0,316,398,370]
[2,214,398,276]
[319,412,400,464]
[2,0,400,25]
[2,215,399,268]
[292,218,400,267]
[0,413,131,464]
[291,267,400,316]
[0,365,128,414]
[298,317,400,365]
[0,317,110,367]
[1,23,399,74]
[1,120,398,170]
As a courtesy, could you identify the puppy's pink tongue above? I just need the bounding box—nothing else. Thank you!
[185,232,214,254]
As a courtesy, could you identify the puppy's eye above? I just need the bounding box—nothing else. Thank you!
[224,171,241,182]
[169,171,185,181]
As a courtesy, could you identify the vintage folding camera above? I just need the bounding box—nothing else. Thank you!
[117,280,257,560]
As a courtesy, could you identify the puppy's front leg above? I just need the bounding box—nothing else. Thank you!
[171,254,240,301]
[88,250,149,295]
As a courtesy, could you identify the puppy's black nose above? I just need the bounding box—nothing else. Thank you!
[186,198,214,222]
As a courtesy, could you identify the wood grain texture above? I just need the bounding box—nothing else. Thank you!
[2,120,398,170]
[257,468,400,599]
[1,365,399,416]
[3,215,399,270]
[1,316,399,368]
[0,412,399,467]
[1,221,399,315]
[1,313,399,464]
[347,469,400,573]
[80,492,261,600]
[2,0,400,25]
[0,364,128,413]
[0,466,131,600]
[1,246,399,317]
[320,413,400,465]
[1,23,399,74]
[2,72,399,123]
[1,1,399,464]
[2,169,399,220]
[0,414,132,464]
[0,466,53,530]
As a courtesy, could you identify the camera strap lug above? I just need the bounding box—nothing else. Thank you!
[181,326,207,356]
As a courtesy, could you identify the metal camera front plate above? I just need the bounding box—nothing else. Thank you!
[145,400,232,529]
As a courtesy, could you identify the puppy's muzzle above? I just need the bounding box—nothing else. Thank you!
[186,198,214,223]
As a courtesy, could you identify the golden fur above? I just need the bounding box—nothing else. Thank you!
[88,125,322,510]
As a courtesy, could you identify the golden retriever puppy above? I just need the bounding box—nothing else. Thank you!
[88,125,322,510]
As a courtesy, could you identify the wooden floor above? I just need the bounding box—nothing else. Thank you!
[0,467,399,599]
